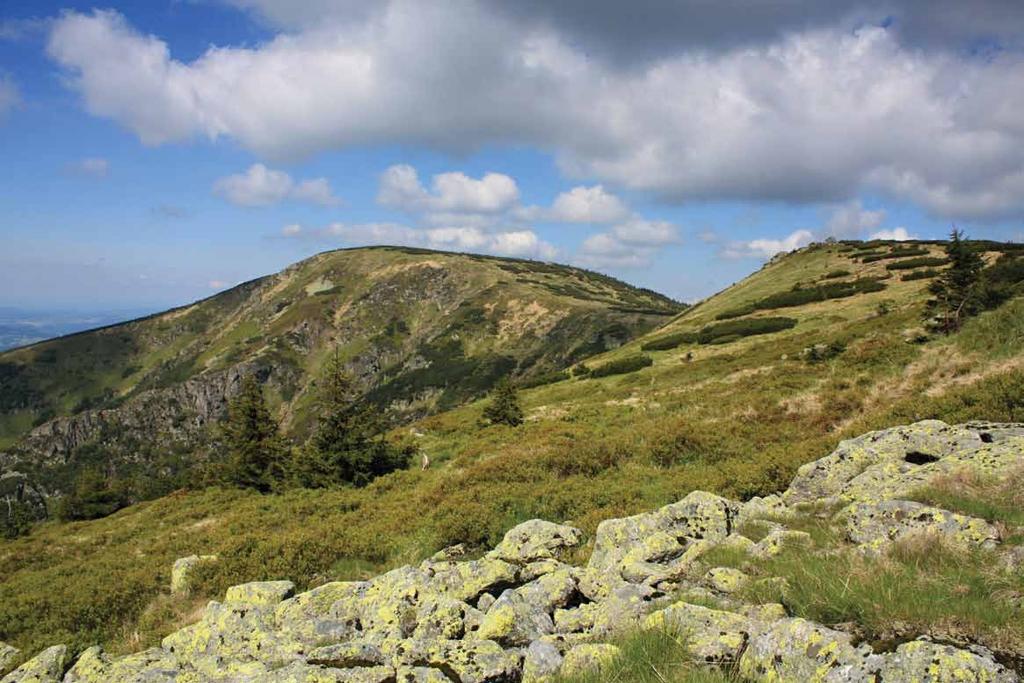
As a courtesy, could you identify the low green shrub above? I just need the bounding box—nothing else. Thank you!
[822,269,851,279]
[641,333,698,351]
[751,279,886,311]
[714,306,755,320]
[861,247,930,263]
[901,269,940,281]
[518,369,571,389]
[697,317,797,343]
[590,354,654,378]
[885,257,947,271]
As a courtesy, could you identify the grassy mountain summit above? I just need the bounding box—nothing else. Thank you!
[1,238,1023,663]
[0,246,680,490]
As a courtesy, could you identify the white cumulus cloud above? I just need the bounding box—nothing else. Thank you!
[869,227,916,241]
[378,164,519,214]
[549,185,629,223]
[722,229,815,260]
[214,164,340,207]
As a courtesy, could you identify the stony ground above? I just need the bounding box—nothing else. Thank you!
[2,420,1023,682]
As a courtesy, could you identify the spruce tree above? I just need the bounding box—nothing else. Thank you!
[222,374,286,492]
[481,377,524,427]
[295,352,409,487]
[927,229,985,333]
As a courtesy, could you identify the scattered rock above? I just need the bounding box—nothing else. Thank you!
[521,640,563,683]
[843,500,1000,553]
[559,643,620,678]
[878,640,1017,682]
[739,618,883,682]
[0,643,18,677]
[644,602,749,663]
[170,554,218,595]
[784,420,1024,506]
[486,520,583,565]
[0,645,66,683]
[704,567,749,594]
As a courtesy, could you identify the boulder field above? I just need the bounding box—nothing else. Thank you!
[2,420,1022,682]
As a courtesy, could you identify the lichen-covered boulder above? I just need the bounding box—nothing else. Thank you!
[843,500,1000,554]
[704,567,749,594]
[255,662,396,682]
[522,639,563,683]
[586,491,737,594]
[276,581,368,647]
[644,602,749,663]
[170,554,218,595]
[307,642,387,669]
[784,421,1024,507]
[162,597,302,677]
[62,646,180,683]
[0,645,65,683]
[750,528,811,558]
[486,520,583,565]
[394,667,452,682]
[738,618,883,682]
[389,639,520,683]
[559,643,620,678]
[429,559,520,604]
[0,643,18,677]
[553,583,667,638]
[476,589,554,646]
[878,640,1018,682]
[412,596,479,641]
[225,580,296,606]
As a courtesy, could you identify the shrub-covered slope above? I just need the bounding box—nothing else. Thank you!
[2,239,1024,660]
[0,246,680,489]
[3,420,1022,681]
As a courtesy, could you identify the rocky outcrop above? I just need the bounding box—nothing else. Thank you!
[8,364,269,470]
[170,555,218,596]
[14,420,1024,682]
[0,643,19,677]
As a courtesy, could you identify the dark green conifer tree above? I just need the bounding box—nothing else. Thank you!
[927,229,984,333]
[481,377,524,427]
[294,352,409,487]
[222,374,286,492]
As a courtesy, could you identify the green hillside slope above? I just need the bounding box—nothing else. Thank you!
[2,239,1023,658]
[0,246,680,492]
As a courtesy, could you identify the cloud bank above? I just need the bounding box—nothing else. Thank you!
[46,3,1024,221]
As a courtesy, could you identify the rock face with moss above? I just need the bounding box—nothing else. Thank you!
[7,420,1023,682]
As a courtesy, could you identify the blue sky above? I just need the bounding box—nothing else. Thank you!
[1,1,1022,312]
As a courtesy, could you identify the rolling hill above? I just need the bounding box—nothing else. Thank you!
[1,238,1023,662]
[0,246,680,496]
